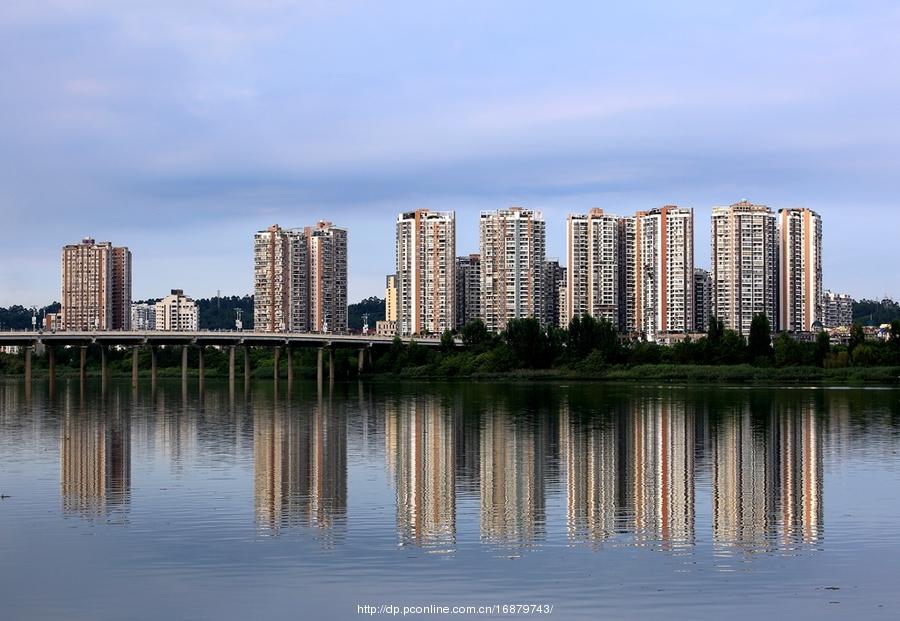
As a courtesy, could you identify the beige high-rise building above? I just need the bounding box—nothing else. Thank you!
[254,225,306,332]
[305,221,348,333]
[566,209,620,326]
[253,222,347,333]
[625,206,694,340]
[60,237,131,331]
[395,210,456,336]
[479,207,546,333]
[778,208,823,332]
[385,274,398,322]
[154,289,199,331]
[711,200,777,336]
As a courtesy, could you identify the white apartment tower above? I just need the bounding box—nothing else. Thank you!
[778,208,823,332]
[253,222,347,333]
[823,290,853,328]
[479,207,546,333]
[711,200,778,336]
[60,238,132,331]
[566,209,619,325]
[395,210,456,336]
[634,206,695,340]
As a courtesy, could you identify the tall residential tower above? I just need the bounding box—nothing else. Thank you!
[60,238,132,331]
[395,210,456,336]
[778,208,823,332]
[711,200,777,336]
[479,207,546,332]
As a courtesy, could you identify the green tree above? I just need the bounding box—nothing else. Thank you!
[566,315,619,362]
[440,329,455,352]
[707,315,724,344]
[814,331,831,367]
[849,323,866,352]
[748,314,773,363]
[503,318,550,369]
[460,319,492,350]
[774,332,802,367]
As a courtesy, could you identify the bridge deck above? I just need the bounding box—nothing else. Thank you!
[0,331,453,348]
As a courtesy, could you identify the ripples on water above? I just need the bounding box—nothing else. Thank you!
[1,380,899,620]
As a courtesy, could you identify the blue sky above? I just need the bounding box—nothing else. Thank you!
[1,0,898,306]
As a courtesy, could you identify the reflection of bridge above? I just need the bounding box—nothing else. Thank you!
[2,330,452,385]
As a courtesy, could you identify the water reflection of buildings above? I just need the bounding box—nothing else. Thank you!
[254,396,347,536]
[561,398,694,548]
[385,398,456,547]
[60,392,131,521]
[712,403,822,552]
[480,411,546,546]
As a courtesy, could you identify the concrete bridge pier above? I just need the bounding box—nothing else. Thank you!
[287,347,294,387]
[100,345,108,386]
[181,345,188,384]
[243,346,251,392]
[198,346,205,388]
[357,347,367,373]
[228,346,235,391]
[150,346,158,389]
[316,348,324,386]
[131,346,139,389]
[24,345,32,384]
[329,347,335,385]
[273,347,280,382]
[79,345,87,385]
[48,346,56,389]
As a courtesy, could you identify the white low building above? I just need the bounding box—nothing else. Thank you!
[155,289,199,331]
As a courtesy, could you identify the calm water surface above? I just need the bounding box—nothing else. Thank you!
[1,380,899,620]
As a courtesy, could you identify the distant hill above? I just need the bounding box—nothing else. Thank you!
[853,298,900,325]
[348,296,385,331]
[0,303,60,330]
[2,294,384,332]
[196,295,254,330]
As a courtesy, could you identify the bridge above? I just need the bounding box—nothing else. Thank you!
[0,330,454,386]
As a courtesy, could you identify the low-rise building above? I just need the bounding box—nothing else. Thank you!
[155,290,199,331]
[376,320,397,337]
[131,303,156,331]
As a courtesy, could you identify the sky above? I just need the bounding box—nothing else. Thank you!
[1,0,898,307]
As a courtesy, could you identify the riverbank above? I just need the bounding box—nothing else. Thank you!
[370,363,900,385]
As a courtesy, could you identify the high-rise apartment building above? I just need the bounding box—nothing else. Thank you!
[454,254,481,330]
[618,216,639,334]
[254,225,306,333]
[629,206,695,340]
[253,222,348,333]
[306,221,348,333]
[711,200,777,336]
[778,208,823,332]
[385,274,398,322]
[566,209,620,325]
[395,210,456,336]
[823,290,853,328]
[479,207,546,332]
[60,237,131,331]
[694,268,712,333]
[539,260,565,329]
[155,289,199,331]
